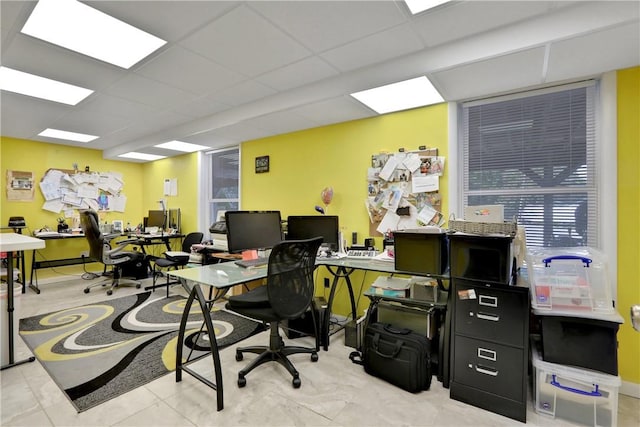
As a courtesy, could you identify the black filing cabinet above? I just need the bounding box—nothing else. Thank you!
[449,234,529,423]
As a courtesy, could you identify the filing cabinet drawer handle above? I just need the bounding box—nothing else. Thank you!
[476,312,499,322]
[477,347,497,361]
[479,295,498,307]
[475,365,498,376]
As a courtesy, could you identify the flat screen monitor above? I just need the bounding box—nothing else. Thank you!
[393,230,448,275]
[286,215,339,250]
[225,210,283,253]
[147,210,166,229]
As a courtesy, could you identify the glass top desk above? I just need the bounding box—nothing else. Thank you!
[168,261,268,412]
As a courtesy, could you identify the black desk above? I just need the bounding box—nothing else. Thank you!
[29,232,87,294]
[126,233,183,256]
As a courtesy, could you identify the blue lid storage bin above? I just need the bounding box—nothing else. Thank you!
[532,340,621,427]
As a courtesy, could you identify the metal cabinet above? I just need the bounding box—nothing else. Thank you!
[449,234,529,423]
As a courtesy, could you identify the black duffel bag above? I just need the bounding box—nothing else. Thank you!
[362,322,431,393]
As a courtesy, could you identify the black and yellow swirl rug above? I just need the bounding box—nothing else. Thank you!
[19,291,265,412]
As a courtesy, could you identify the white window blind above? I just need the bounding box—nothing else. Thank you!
[461,82,598,248]
[205,147,239,228]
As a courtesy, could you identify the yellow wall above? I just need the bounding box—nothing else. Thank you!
[616,66,640,385]
[241,103,448,315]
[0,137,201,281]
[141,152,199,234]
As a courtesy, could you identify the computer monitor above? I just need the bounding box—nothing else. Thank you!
[225,211,283,253]
[147,210,166,229]
[286,215,338,251]
[393,229,448,275]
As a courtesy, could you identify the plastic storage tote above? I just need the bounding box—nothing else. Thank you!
[532,341,621,427]
[527,247,614,314]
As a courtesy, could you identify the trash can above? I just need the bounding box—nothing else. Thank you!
[0,282,22,366]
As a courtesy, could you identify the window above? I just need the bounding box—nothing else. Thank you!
[460,82,598,248]
[203,147,239,231]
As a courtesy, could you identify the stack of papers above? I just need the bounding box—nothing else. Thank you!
[369,276,410,297]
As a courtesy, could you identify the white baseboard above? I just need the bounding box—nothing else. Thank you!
[620,380,640,398]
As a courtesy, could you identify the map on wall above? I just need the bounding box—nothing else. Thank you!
[367,149,445,236]
[39,168,127,217]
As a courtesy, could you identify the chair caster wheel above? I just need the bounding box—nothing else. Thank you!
[292,377,301,388]
[238,375,246,388]
[84,288,90,294]
[235,351,243,361]
[136,284,141,289]
[311,352,319,362]
[107,290,113,296]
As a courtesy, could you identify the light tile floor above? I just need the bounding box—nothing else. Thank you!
[1,276,639,427]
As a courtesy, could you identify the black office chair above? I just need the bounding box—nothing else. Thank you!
[80,209,143,296]
[149,231,203,297]
[226,237,323,389]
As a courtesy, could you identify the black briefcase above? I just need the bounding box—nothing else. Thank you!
[363,322,431,393]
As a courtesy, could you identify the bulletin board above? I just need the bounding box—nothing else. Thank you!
[366,149,445,237]
[39,168,127,217]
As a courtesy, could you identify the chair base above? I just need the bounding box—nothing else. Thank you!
[235,322,318,388]
[83,267,141,296]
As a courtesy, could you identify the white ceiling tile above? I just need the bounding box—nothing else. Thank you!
[412,1,556,47]
[256,57,340,91]
[247,111,319,135]
[81,94,158,121]
[49,109,133,136]
[135,46,246,96]
[430,47,547,101]
[101,73,198,109]
[546,22,640,82]
[250,0,408,53]
[320,23,425,72]
[290,96,376,126]
[85,0,236,42]
[180,5,311,77]
[212,80,277,107]
[170,95,232,120]
[2,34,123,90]
[0,92,71,139]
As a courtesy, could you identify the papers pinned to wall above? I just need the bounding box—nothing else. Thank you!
[39,169,127,214]
[368,150,446,235]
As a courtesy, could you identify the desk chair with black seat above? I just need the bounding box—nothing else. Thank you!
[226,237,323,389]
[148,231,203,297]
[80,209,143,296]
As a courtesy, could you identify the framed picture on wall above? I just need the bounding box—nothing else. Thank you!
[255,155,270,173]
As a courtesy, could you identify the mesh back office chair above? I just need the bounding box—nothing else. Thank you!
[149,232,203,297]
[226,237,323,389]
[80,209,143,296]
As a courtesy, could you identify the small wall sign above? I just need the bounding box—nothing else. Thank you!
[255,155,270,173]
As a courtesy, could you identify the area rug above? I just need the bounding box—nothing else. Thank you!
[19,291,265,413]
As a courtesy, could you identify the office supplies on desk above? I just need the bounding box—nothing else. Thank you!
[346,249,378,259]
[235,258,268,268]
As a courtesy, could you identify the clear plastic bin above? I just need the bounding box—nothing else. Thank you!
[532,341,621,427]
[527,247,614,314]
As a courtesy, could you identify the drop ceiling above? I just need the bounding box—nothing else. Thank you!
[1,1,638,162]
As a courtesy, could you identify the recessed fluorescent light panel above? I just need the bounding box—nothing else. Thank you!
[0,66,93,105]
[21,0,166,69]
[39,128,98,143]
[154,140,209,152]
[405,0,450,15]
[350,76,444,114]
[118,152,166,161]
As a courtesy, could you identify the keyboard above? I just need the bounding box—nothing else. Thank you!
[346,250,378,259]
[235,257,269,268]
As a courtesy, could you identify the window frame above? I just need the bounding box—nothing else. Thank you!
[199,146,240,237]
[449,74,617,298]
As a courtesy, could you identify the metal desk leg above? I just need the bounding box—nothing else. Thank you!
[1,252,36,370]
[176,284,224,411]
[322,266,357,351]
[28,249,40,294]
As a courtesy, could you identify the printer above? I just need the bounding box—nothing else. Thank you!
[209,221,228,251]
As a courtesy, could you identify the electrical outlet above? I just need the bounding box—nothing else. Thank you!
[324,278,330,288]
[80,250,89,258]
